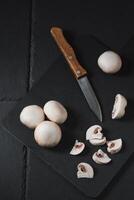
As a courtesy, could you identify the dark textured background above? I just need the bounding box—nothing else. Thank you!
[0,0,134,199]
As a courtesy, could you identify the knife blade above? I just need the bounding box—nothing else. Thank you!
[50,27,103,121]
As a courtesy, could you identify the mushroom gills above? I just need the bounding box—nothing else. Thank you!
[92,149,111,164]
[70,140,85,155]
[86,125,103,140]
[107,139,122,154]
[77,162,94,179]
[112,94,127,119]
[86,125,106,146]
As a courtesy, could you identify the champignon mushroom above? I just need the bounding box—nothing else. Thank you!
[97,51,122,74]
[92,149,111,164]
[77,162,94,179]
[44,100,68,124]
[70,140,85,155]
[34,121,62,148]
[112,94,127,119]
[90,137,106,146]
[107,139,122,154]
[20,105,45,129]
[86,125,103,140]
[86,125,106,146]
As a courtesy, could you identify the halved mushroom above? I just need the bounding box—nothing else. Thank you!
[86,125,106,146]
[107,139,122,154]
[112,94,127,119]
[86,125,103,140]
[92,149,111,164]
[90,137,106,146]
[77,162,94,179]
[70,140,85,155]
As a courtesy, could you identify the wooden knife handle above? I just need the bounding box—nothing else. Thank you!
[50,27,87,79]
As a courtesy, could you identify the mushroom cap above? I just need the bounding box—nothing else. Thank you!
[20,105,45,129]
[86,125,103,141]
[90,137,106,146]
[98,51,122,74]
[92,149,111,164]
[107,138,122,154]
[44,100,67,124]
[77,162,94,179]
[70,140,85,155]
[112,94,127,119]
[34,121,62,147]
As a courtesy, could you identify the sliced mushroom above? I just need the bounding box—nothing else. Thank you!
[86,125,103,140]
[77,162,94,179]
[112,94,127,119]
[90,137,106,146]
[70,140,85,155]
[107,139,122,154]
[86,125,106,146]
[92,149,111,164]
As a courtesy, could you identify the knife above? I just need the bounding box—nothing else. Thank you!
[50,27,102,121]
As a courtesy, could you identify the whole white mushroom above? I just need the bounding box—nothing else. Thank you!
[97,51,122,74]
[34,121,62,147]
[44,100,67,124]
[20,105,45,129]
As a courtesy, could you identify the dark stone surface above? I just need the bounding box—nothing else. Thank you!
[27,151,134,200]
[0,0,31,199]
[3,35,134,198]
[0,126,23,200]
[1,0,134,199]
[31,0,134,83]
[0,0,32,100]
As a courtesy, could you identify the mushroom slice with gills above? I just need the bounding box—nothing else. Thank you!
[107,139,122,154]
[92,149,111,164]
[90,137,106,146]
[86,125,103,141]
[77,162,94,179]
[86,125,106,146]
[112,94,127,119]
[70,140,85,155]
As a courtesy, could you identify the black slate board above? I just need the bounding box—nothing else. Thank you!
[2,36,134,198]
